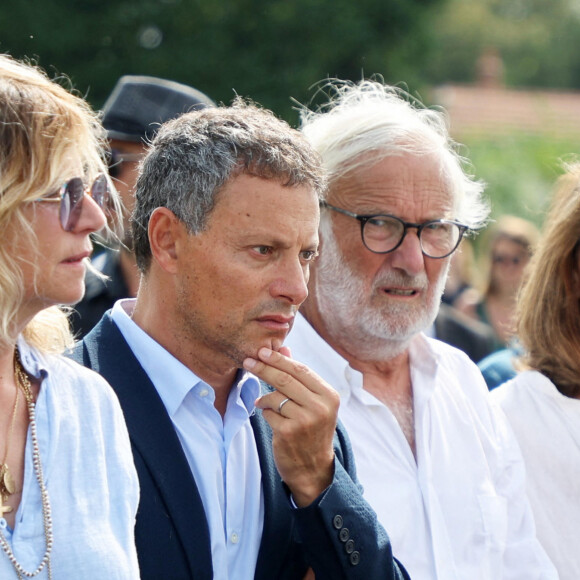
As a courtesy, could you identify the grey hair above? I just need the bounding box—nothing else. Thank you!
[133,98,327,272]
[300,79,489,230]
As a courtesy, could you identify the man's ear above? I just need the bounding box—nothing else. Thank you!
[147,207,184,274]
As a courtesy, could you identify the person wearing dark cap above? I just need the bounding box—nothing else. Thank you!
[70,75,215,338]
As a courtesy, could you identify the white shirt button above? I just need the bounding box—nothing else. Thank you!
[199,388,209,398]
[231,532,240,544]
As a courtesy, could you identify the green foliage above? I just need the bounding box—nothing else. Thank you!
[462,133,578,226]
[2,0,578,233]
[421,0,580,89]
[0,0,442,121]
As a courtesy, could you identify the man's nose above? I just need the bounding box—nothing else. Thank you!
[387,229,425,276]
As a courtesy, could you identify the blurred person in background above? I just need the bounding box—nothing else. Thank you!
[441,237,477,307]
[0,54,139,579]
[457,214,540,351]
[492,163,580,580]
[426,237,496,363]
[70,75,215,338]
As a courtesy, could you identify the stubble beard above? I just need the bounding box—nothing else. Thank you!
[175,284,249,370]
[314,227,448,361]
[175,282,294,370]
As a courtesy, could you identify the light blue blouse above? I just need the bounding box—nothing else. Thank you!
[0,338,140,579]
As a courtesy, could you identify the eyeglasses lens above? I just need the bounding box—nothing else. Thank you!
[363,218,461,258]
[60,177,84,231]
[59,175,110,231]
[420,224,461,258]
[90,174,110,210]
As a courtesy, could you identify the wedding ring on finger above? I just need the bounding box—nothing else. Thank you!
[278,397,291,414]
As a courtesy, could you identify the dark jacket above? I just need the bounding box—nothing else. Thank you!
[71,312,410,580]
[434,303,496,363]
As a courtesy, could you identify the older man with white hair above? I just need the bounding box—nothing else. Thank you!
[285,79,557,580]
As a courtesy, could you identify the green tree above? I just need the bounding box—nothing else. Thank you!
[421,0,580,89]
[0,0,443,121]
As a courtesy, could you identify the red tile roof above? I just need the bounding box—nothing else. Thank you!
[432,84,580,139]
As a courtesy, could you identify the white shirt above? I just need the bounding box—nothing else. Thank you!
[0,338,140,579]
[285,313,557,580]
[492,370,580,580]
[112,299,264,580]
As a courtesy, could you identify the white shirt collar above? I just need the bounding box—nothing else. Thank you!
[290,312,442,400]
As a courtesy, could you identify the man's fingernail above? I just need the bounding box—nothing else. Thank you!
[259,347,272,359]
[244,358,257,369]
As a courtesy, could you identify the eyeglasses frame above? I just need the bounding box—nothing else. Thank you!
[320,201,470,259]
[33,174,110,231]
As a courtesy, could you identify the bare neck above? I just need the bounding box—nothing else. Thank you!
[119,249,141,298]
[0,345,16,390]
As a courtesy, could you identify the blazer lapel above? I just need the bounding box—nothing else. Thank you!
[79,314,213,579]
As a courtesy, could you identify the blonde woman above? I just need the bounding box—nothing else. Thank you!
[0,55,139,578]
[492,164,580,580]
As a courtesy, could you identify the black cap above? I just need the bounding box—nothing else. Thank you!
[102,75,215,142]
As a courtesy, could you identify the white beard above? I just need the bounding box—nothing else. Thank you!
[314,222,448,361]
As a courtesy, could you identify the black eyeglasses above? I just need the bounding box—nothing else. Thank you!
[321,201,469,259]
[107,149,143,178]
[34,174,111,231]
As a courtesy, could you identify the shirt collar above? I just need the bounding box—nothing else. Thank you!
[291,313,363,401]
[409,332,441,377]
[291,314,443,402]
[16,336,48,381]
[111,298,260,417]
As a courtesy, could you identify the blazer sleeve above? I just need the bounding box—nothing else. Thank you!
[291,422,411,580]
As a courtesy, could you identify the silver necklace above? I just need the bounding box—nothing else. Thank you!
[0,349,53,579]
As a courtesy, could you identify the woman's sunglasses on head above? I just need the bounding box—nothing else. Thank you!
[34,174,111,231]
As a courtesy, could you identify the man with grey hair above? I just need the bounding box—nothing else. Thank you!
[72,100,410,580]
[285,80,557,579]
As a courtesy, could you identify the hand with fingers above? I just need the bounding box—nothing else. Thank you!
[244,346,340,507]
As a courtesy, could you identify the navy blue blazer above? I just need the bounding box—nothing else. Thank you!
[72,312,409,580]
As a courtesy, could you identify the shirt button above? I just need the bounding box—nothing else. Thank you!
[231,532,240,544]
[199,388,209,398]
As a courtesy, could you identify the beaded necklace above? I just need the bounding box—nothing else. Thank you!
[0,349,53,579]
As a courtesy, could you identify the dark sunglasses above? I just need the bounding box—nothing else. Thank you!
[34,174,111,231]
[107,149,143,178]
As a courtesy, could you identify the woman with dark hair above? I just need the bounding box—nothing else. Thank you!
[492,164,580,580]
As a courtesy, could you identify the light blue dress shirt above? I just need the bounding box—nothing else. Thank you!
[0,337,140,579]
[112,299,264,580]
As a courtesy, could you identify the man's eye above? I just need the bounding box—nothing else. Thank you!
[301,250,319,262]
[253,246,272,256]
